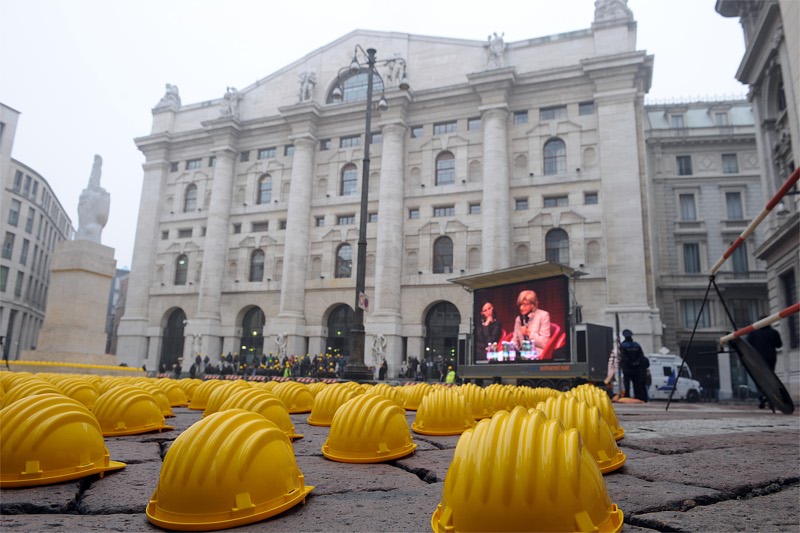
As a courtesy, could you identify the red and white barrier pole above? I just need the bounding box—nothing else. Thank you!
[710,168,799,275]
[720,303,800,345]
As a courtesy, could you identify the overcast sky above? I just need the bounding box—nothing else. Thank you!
[1,0,746,269]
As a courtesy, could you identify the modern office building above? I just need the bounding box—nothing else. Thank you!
[717,0,799,399]
[645,99,767,399]
[117,0,664,376]
[0,103,75,361]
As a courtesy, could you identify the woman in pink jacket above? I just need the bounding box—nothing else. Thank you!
[512,290,551,352]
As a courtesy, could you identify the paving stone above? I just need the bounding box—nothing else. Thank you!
[233,483,444,533]
[605,473,724,514]
[410,433,462,450]
[620,430,800,455]
[290,422,330,457]
[621,416,799,441]
[620,445,800,493]
[395,448,455,483]
[0,480,82,514]
[0,513,158,531]
[294,456,426,496]
[77,462,161,514]
[633,484,800,532]
[103,440,161,464]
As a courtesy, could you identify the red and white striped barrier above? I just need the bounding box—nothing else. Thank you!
[720,303,800,345]
[711,168,799,275]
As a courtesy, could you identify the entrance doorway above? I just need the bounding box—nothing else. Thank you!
[239,307,265,358]
[160,309,186,372]
[326,305,354,356]
[425,301,460,380]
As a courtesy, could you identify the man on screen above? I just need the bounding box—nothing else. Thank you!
[512,290,551,352]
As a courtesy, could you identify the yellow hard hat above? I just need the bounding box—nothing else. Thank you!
[458,383,493,419]
[412,387,475,436]
[308,385,361,427]
[93,386,174,437]
[219,389,302,440]
[567,384,624,441]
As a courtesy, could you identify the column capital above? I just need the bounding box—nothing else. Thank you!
[279,102,322,139]
[202,119,241,153]
[381,122,407,136]
[468,67,516,107]
[478,105,509,119]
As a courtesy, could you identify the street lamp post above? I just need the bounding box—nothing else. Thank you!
[331,46,407,380]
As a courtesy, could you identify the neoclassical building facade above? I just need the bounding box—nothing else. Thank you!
[117,1,663,375]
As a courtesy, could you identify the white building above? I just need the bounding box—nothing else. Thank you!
[117,0,663,376]
[0,103,75,360]
[645,99,767,400]
[717,0,799,399]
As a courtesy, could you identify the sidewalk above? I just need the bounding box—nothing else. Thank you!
[1,400,798,531]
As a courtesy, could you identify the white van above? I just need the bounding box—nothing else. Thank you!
[646,353,702,402]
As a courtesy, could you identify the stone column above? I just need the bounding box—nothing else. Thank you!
[481,106,511,271]
[194,126,238,359]
[117,142,171,368]
[371,122,407,377]
[274,135,317,355]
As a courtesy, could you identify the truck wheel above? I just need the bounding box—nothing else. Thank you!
[538,380,554,390]
[687,389,700,403]
[518,380,535,388]
[556,380,571,392]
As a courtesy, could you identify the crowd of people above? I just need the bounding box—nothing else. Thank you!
[185,352,350,379]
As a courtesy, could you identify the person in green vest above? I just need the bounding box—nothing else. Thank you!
[283,362,292,378]
[445,366,456,384]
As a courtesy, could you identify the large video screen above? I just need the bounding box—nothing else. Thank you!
[473,275,569,363]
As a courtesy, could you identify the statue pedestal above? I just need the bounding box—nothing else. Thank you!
[22,240,116,362]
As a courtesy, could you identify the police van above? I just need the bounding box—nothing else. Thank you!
[646,353,702,402]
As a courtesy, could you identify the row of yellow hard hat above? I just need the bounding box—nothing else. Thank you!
[4,360,143,371]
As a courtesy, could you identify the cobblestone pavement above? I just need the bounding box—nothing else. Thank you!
[1,399,798,532]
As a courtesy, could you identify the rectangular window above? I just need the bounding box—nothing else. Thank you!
[584,192,599,205]
[284,145,294,156]
[14,271,24,297]
[433,205,455,217]
[714,112,729,126]
[670,114,685,128]
[239,151,250,162]
[201,226,206,237]
[337,214,356,225]
[257,147,276,160]
[408,208,420,220]
[681,299,710,328]
[779,270,799,348]
[25,208,34,233]
[315,216,325,227]
[161,230,169,240]
[469,203,481,214]
[23,175,31,197]
[170,162,179,172]
[539,105,567,121]
[31,181,38,201]
[726,192,743,219]
[37,214,43,239]
[251,221,269,232]
[683,243,701,273]
[20,239,29,265]
[722,153,739,174]
[677,155,693,175]
[186,159,202,170]
[8,199,21,226]
[233,223,242,234]
[730,299,761,328]
[731,242,748,273]
[177,228,192,238]
[468,117,481,131]
[340,135,360,148]
[208,156,216,167]
[410,126,424,138]
[368,212,378,223]
[679,193,697,221]
[0,265,8,292]
[279,219,287,230]
[579,101,595,116]
[543,195,568,208]
[513,111,528,125]
[370,132,382,144]
[13,170,23,192]
[433,121,457,135]
[515,198,529,211]
[2,232,15,259]
[320,139,331,151]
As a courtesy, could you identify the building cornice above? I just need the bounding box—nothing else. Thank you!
[754,212,800,260]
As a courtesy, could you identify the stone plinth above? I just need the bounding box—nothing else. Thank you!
[31,239,116,358]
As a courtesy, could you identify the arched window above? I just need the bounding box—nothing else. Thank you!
[340,164,358,196]
[240,307,265,357]
[175,254,189,285]
[326,304,355,357]
[327,71,384,104]
[435,151,455,186]
[249,249,265,282]
[543,138,566,175]
[183,184,198,212]
[335,243,352,278]
[160,308,186,371]
[433,236,454,274]
[425,302,461,370]
[545,229,570,265]
[257,174,272,205]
